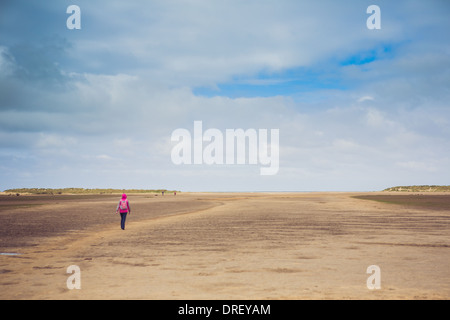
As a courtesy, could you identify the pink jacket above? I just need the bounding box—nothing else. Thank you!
[117,194,130,213]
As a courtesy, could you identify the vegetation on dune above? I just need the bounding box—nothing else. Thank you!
[383,185,450,192]
[3,188,178,195]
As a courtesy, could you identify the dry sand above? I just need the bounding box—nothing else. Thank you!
[0,192,449,300]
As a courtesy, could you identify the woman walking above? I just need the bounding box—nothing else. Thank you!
[116,193,131,230]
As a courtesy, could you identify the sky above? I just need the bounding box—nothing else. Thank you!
[0,0,449,192]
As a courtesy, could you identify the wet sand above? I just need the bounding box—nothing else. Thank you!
[0,192,449,299]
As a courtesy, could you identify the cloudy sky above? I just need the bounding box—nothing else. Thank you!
[1,0,449,192]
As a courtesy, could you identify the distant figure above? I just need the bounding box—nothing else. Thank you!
[116,193,131,230]
[174,191,176,196]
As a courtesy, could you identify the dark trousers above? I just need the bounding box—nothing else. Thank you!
[120,212,127,230]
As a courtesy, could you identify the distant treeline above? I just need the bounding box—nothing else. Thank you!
[383,185,450,192]
[3,188,177,195]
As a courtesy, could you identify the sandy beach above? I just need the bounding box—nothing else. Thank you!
[0,192,449,300]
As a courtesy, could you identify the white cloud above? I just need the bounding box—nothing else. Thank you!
[396,161,437,172]
[0,46,15,76]
[1,0,449,191]
[358,96,374,103]
[35,133,77,149]
[95,154,113,161]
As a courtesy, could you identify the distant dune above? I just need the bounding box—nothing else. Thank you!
[383,185,450,192]
[2,188,177,195]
